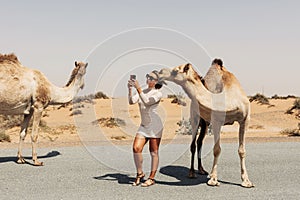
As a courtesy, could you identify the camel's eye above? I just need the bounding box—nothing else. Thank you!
[171,70,178,76]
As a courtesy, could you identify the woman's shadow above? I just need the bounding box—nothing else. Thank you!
[94,165,208,186]
[94,173,134,184]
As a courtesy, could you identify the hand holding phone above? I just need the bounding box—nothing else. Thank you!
[130,75,136,80]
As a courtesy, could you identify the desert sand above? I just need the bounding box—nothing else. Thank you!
[0,97,299,149]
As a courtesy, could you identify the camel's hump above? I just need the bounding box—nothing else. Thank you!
[0,53,20,64]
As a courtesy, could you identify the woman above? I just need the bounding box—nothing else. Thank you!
[128,70,164,187]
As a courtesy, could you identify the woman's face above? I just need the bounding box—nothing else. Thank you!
[146,76,158,88]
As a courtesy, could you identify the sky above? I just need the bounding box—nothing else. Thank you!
[1,0,299,97]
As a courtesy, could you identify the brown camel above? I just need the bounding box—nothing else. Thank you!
[0,53,87,166]
[158,59,254,187]
[189,59,225,177]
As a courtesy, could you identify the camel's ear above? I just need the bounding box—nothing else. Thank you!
[75,61,78,67]
[183,63,190,74]
[85,63,88,68]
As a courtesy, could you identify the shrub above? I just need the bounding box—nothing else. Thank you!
[285,98,300,114]
[168,93,187,106]
[70,110,83,116]
[175,118,193,135]
[72,95,95,104]
[94,91,109,99]
[280,128,300,137]
[249,93,270,105]
[0,131,11,142]
[293,98,300,109]
[111,135,126,140]
[167,94,177,99]
[271,94,297,100]
[71,91,108,104]
[92,117,126,128]
[0,115,22,129]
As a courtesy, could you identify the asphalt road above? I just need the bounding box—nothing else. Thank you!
[1,142,299,200]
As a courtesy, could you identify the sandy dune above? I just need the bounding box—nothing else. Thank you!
[1,97,299,148]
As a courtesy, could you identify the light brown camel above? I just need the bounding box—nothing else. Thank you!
[158,59,254,187]
[189,59,226,178]
[0,53,87,166]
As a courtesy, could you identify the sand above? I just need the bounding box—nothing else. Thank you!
[1,97,299,149]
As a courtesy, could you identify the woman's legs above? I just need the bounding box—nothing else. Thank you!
[148,138,161,179]
[132,134,148,174]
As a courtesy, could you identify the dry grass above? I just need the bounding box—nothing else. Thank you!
[249,124,265,129]
[111,135,126,140]
[280,128,300,137]
[92,117,126,128]
[0,131,11,142]
[70,110,83,116]
[280,123,300,136]
[249,93,270,105]
[175,118,193,135]
[285,98,300,115]
[168,93,187,106]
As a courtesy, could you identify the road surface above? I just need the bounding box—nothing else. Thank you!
[1,142,299,199]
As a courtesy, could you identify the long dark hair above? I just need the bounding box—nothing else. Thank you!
[155,83,163,89]
[151,70,163,89]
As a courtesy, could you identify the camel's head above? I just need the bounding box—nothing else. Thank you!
[158,63,201,85]
[75,61,88,89]
[65,61,88,89]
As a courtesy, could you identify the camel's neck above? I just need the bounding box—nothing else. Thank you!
[49,79,81,104]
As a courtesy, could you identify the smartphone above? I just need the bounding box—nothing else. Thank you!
[130,75,136,80]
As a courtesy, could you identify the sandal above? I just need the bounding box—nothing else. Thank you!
[141,178,155,187]
[132,172,145,186]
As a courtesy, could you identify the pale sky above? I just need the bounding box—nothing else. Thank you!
[1,0,299,97]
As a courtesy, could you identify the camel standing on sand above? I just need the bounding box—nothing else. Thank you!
[0,53,87,166]
[158,59,254,187]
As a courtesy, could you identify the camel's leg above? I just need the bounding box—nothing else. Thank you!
[17,109,33,164]
[31,103,44,166]
[207,123,221,186]
[189,136,197,178]
[188,103,200,178]
[197,118,208,175]
[238,120,254,188]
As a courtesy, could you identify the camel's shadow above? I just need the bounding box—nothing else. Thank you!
[157,165,208,186]
[0,151,61,166]
[94,165,208,186]
[160,166,243,187]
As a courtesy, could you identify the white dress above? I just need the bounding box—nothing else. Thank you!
[129,89,163,138]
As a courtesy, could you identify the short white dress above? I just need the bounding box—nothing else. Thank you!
[129,89,163,138]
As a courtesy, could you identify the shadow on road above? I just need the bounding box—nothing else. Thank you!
[159,166,243,187]
[0,150,61,165]
[94,173,133,184]
[157,165,208,186]
[94,165,209,186]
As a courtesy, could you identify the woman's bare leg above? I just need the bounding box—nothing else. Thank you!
[132,134,148,174]
[148,138,161,179]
